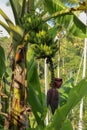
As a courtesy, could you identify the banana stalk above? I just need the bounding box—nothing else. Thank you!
[12,45,28,129]
[47,57,55,87]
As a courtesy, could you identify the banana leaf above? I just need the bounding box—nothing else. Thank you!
[44,0,66,13]
[0,21,23,45]
[44,0,87,38]
[0,9,23,37]
[9,23,23,37]
[61,119,73,130]
[55,13,87,38]
[0,9,13,25]
[21,0,26,17]
[27,59,42,97]
[27,58,44,125]
[0,46,6,80]
[0,21,10,34]
[9,0,20,25]
[9,0,33,24]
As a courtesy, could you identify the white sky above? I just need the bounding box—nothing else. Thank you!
[0,1,86,37]
[0,0,15,37]
[79,12,86,25]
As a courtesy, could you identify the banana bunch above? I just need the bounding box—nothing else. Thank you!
[40,44,52,56]
[36,30,46,38]
[22,14,58,59]
[32,40,58,59]
[29,29,48,44]
[36,30,54,44]
[22,14,42,31]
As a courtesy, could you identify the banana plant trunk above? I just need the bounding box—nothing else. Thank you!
[4,44,29,130]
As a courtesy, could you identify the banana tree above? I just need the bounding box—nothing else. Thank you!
[0,0,87,130]
[0,0,34,129]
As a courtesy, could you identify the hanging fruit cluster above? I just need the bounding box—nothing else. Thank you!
[22,13,58,59]
[22,13,42,32]
[33,31,58,59]
[22,13,62,114]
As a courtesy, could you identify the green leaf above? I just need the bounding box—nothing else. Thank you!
[0,21,10,34]
[0,46,5,61]
[55,13,87,38]
[0,46,6,80]
[21,0,26,17]
[44,0,87,38]
[9,0,20,25]
[0,9,13,25]
[73,15,86,34]
[27,58,42,100]
[66,79,87,109]
[26,125,45,130]
[27,58,44,125]
[48,26,58,38]
[9,23,23,37]
[61,119,73,130]
[27,84,44,125]
[0,21,23,40]
[44,0,66,14]
[59,78,74,106]
[26,128,37,130]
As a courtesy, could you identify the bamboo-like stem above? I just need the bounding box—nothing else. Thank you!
[44,58,49,125]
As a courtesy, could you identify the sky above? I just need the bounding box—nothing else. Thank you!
[0,0,8,4]
[0,1,86,37]
[0,0,15,37]
[79,12,86,25]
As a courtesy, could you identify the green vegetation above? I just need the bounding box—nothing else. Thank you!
[0,0,87,130]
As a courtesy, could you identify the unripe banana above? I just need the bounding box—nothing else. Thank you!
[27,17,31,23]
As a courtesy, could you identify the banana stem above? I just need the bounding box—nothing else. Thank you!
[47,57,55,88]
